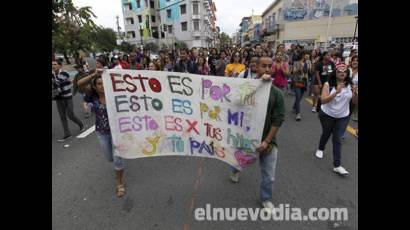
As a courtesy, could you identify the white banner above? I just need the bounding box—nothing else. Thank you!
[102,70,271,170]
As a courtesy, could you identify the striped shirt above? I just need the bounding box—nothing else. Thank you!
[52,69,73,99]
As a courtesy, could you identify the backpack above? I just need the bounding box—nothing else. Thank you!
[244,68,249,78]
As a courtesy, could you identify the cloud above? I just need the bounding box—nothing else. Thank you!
[71,0,274,35]
[213,0,273,35]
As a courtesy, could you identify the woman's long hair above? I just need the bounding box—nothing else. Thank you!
[327,68,353,88]
[230,52,242,64]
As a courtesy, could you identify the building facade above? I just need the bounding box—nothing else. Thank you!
[238,17,250,46]
[247,16,262,46]
[281,0,358,49]
[121,0,218,49]
[260,0,285,49]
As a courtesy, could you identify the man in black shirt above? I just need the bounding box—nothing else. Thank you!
[173,48,198,74]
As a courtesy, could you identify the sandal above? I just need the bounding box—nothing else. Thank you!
[116,184,125,197]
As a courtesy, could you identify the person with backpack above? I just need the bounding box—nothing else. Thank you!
[238,56,258,79]
[314,63,358,176]
[291,52,311,121]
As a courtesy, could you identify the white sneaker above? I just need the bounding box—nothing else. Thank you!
[261,201,274,216]
[296,113,301,121]
[229,171,240,183]
[312,107,317,113]
[315,150,323,159]
[333,166,349,175]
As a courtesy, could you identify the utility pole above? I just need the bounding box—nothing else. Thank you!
[324,0,334,51]
[353,15,358,45]
[116,15,122,42]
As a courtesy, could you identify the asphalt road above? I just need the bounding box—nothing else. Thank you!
[52,89,358,230]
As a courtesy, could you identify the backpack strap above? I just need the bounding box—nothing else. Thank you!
[244,68,249,78]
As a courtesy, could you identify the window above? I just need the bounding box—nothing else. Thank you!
[167,9,172,18]
[193,3,199,15]
[180,4,186,14]
[150,0,155,9]
[193,20,199,31]
[138,15,142,23]
[136,0,140,8]
[272,13,276,26]
[152,27,159,38]
[168,25,173,34]
[124,3,132,10]
[151,16,156,23]
[146,15,150,27]
[126,17,134,25]
[181,22,187,31]
[128,31,136,38]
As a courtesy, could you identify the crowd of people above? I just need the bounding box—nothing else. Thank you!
[52,42,358,211]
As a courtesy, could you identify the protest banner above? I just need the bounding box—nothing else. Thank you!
[102,70,271,170]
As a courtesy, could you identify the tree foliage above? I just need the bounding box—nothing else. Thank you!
[52,0,98,64]
[219,32,231,46]
[118,41,136,53]
[92,27,117,52]
[144,42,159,52]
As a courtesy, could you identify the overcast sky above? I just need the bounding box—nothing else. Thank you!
[72,0,275,36]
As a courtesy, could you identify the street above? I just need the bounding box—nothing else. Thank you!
[52,90,358,230]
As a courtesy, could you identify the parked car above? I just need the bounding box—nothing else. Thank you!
[55,54,65,62]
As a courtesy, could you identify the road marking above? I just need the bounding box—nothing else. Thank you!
[183,158,205,230]
[305,98,358,137]
[76,125,96,138]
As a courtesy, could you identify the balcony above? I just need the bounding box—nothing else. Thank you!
[193,31,201,37]
[192,14,201,20]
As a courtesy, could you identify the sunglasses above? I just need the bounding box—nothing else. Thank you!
[337,69,348,73]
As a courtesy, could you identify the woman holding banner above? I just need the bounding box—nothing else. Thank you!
[77,69,126,198]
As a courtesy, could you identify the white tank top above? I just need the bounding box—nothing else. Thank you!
[321,83,353,118]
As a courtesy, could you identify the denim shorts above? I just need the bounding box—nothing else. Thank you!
[96,132,125,170]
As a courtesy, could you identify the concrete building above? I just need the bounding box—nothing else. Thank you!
[281,0,358,49]
[238,17,250,46]
[248,16,262,46]
[122,0,218,49]
[122,0,163,47]
[260,0,285,49]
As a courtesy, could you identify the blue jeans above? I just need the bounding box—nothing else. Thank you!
[293,87,305,114]
[318,111,350,167]
[231,145,278,202]
[96,132,125,171]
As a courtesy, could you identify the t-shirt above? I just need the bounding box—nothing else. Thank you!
[84,94,111,135]
[225,63,246,77]
[52,69,73,99]
[321,83,353,118]
[315,61,335,84]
